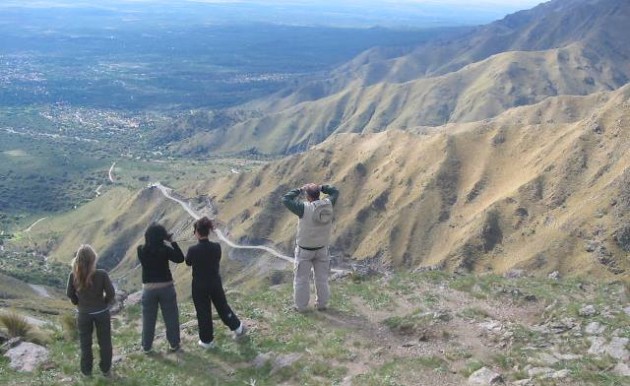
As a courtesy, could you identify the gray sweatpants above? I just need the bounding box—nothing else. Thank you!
[293,246,330,311]
[141,284,180,351]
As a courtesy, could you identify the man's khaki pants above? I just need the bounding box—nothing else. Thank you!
[294,245,330,311]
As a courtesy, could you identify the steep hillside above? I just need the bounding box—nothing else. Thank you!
[26,87,629,282]
[23,187,183,270]
[174,0,630,155]
[195,85,630,278]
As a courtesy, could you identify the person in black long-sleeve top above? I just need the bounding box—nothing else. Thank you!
[186,216,245,348]
[137,223,184,353]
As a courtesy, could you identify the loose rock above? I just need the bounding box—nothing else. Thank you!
[468,366,503,385]
[4,342,49,372]
[584,321,605,335]
[578,305,597,317]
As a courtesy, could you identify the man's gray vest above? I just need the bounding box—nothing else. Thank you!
[296,198,333,249]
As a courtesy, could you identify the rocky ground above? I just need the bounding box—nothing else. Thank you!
[1,269,629,385]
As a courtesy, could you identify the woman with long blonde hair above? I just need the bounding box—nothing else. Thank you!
[66,244,115,377]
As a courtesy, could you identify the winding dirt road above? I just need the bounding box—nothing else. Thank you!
[108,161,116,183]
[24,217,47,232]
[28,284,50,298]
[150,182,347,273]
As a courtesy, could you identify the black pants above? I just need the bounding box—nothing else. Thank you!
[192,281,240,343]
[77,310,112,376]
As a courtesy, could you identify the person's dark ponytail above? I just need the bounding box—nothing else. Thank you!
[193,216,213,237]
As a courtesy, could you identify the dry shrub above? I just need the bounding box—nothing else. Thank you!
[59,312,78,341]
[0,310,51,345]
[0,310,32,338]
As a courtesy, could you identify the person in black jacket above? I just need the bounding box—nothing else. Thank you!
[137,223,184,353]
[185,216,245,348]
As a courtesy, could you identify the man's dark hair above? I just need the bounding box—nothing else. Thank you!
[304,183,320,200]
[194,216,214,237]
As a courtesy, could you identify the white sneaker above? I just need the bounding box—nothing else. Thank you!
[198,340,215,349]
[233,323,247,339]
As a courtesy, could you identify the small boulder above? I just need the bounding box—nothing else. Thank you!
[548,271,560,280]
[468,367,503,385]
[588,337,630,360]
[4,342,49,372]
[608,337,630,361]
[578,305,597,317]
[584,321,605,335]
[613,362,630,377]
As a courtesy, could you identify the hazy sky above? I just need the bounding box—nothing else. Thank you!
[3,0,546,7]
[1,0,549,27]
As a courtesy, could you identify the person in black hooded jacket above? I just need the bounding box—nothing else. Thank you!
[137,223,184,353]
[185,216,245,349]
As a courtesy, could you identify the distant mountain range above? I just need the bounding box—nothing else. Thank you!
[164,0,629,277]
[172,0,630,156]
[34,0,630,278]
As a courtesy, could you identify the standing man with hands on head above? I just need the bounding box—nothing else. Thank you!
[282,182,339,312]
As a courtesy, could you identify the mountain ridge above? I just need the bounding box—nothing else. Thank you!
[189,84,629,277]
[172,0,630,156]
